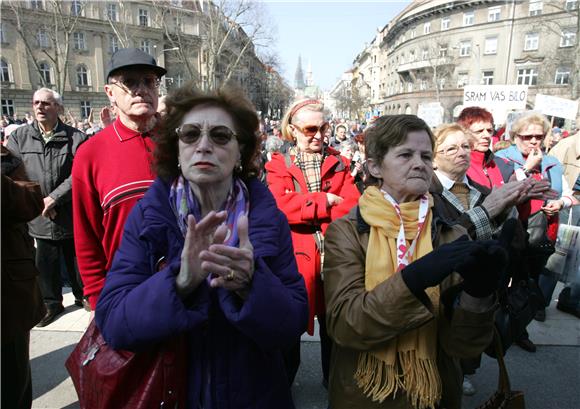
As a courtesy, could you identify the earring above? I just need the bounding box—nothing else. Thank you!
[235,160,243,173]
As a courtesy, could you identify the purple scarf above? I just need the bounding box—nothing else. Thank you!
[169,175,249,247]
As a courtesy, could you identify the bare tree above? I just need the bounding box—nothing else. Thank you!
[528,1,579,99]
[412,36,457,102]
[104,0,132,48]
[152,0,202,84]
[5,0,84,95]
[200,0,273,90]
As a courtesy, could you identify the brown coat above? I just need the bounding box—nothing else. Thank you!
[1,146,46,341]
[323,207,496,409]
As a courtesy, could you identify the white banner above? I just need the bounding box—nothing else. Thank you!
[463,85,529,124]
[534,94,579,120]
[417,102,444,128]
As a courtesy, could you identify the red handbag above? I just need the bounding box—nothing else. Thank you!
[65,319,187,409]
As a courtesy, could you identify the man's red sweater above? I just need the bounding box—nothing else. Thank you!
[72,118,156,310]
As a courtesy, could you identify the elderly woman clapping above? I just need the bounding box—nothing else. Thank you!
[96,86,308,408]
[323,115,509,409]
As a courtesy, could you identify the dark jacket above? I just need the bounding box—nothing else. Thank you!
[6,120,87,239]
[96,177,309,409]
[1,147,46,341]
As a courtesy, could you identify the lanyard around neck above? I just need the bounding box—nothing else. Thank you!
[380,190,429,272]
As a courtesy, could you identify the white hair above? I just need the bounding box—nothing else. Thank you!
[34,88,64,107]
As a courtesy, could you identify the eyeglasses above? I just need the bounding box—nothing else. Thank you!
[517,133,545,141]
[175,124,237,145]
[436,143,471,156]
[110,76,161,91]
[470,127,494,135]
[291,122,330,138]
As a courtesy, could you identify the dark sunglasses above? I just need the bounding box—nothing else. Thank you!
[110,76,160,91]
[517,133,545,141]
[292,122,330,137]
[175,124,237,145]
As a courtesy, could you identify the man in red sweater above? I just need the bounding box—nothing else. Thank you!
[72,48,166,311]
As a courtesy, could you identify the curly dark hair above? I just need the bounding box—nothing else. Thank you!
[155,84,260,180]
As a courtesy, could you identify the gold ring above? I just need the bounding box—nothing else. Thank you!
[225,268,235,281]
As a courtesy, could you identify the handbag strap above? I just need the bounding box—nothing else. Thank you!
[493,327,512,394]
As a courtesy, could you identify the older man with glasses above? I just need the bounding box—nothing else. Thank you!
[72,48,166,313]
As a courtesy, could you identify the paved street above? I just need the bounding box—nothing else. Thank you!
[31,284,579,409]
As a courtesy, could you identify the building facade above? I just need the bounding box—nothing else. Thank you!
[347,0,578,123]
[0,0,286,120]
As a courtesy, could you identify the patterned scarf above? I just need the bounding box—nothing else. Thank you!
[296,151,323,193]
[356,186,441,409]
[169,175,249,247]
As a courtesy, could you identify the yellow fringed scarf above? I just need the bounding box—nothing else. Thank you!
[355,186,441,409]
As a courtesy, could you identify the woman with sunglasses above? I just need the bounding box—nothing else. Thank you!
[265,99,360,387]
[495,112,575,347]
[95,86,308,408]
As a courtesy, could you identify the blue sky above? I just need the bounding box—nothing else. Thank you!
[262,0,410,91]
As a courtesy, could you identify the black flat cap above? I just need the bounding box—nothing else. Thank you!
[106,48,167,79]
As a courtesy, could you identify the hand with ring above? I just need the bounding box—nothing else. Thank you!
[200,214,255,299]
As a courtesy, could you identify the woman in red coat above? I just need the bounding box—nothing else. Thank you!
[266,99,360,387]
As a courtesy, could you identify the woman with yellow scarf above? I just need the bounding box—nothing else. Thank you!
[323,115,508,409]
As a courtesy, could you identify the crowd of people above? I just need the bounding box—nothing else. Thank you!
[2,47,579,409]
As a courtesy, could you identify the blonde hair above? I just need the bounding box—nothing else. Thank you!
[433,123,468,158]
[281,99,324,142]
[509,112,550,140]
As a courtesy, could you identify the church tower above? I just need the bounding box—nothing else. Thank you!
[294,55,305,90]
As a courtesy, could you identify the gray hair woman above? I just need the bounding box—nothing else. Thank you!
[324,114,507,409]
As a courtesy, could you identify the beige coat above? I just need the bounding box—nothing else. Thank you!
[323,207,497,409]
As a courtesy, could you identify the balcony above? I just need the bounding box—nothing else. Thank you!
[396,57,452,73]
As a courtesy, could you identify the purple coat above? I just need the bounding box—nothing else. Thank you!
[96,177,308,409]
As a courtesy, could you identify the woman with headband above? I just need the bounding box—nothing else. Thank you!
[265,99,360,387]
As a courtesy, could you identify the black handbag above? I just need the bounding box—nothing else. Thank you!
[526,211,551,248]
[486,277,544,358]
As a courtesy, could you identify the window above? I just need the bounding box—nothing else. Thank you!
[517,68,538,85]
[1,59,11,82]
[407,82,413,92]
[484,37,498,54]
[140,39,151,55]
[488,6,501,22]
[560,29,576,47]
[106,3,118,21]
[175,73,184,88]
[420,79,427,90]
[80,101,91,119]
[30,0,43,10]
[457,72,469,88]
[459,41,471,57]
[1,99,14,116]
[482,70,494,85]
[37,29,49,48]
[422,48,429,60]
[410,28,416,39]
[409,49,415,61]
[524,33,539,51]
[76,65,89,86]
[566,0,578,11]
[441,17,450,30]
[463,11,474,26]
[109,35,119,53]
[555,68,570,85]
[529,0,542,16]
[439,45,448,57]
[0,23,5,43]
[423,22,431,34]
[139,9,149,27]
[39,62,51,84]
[71,0,82,16]
[73,32,86,50]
